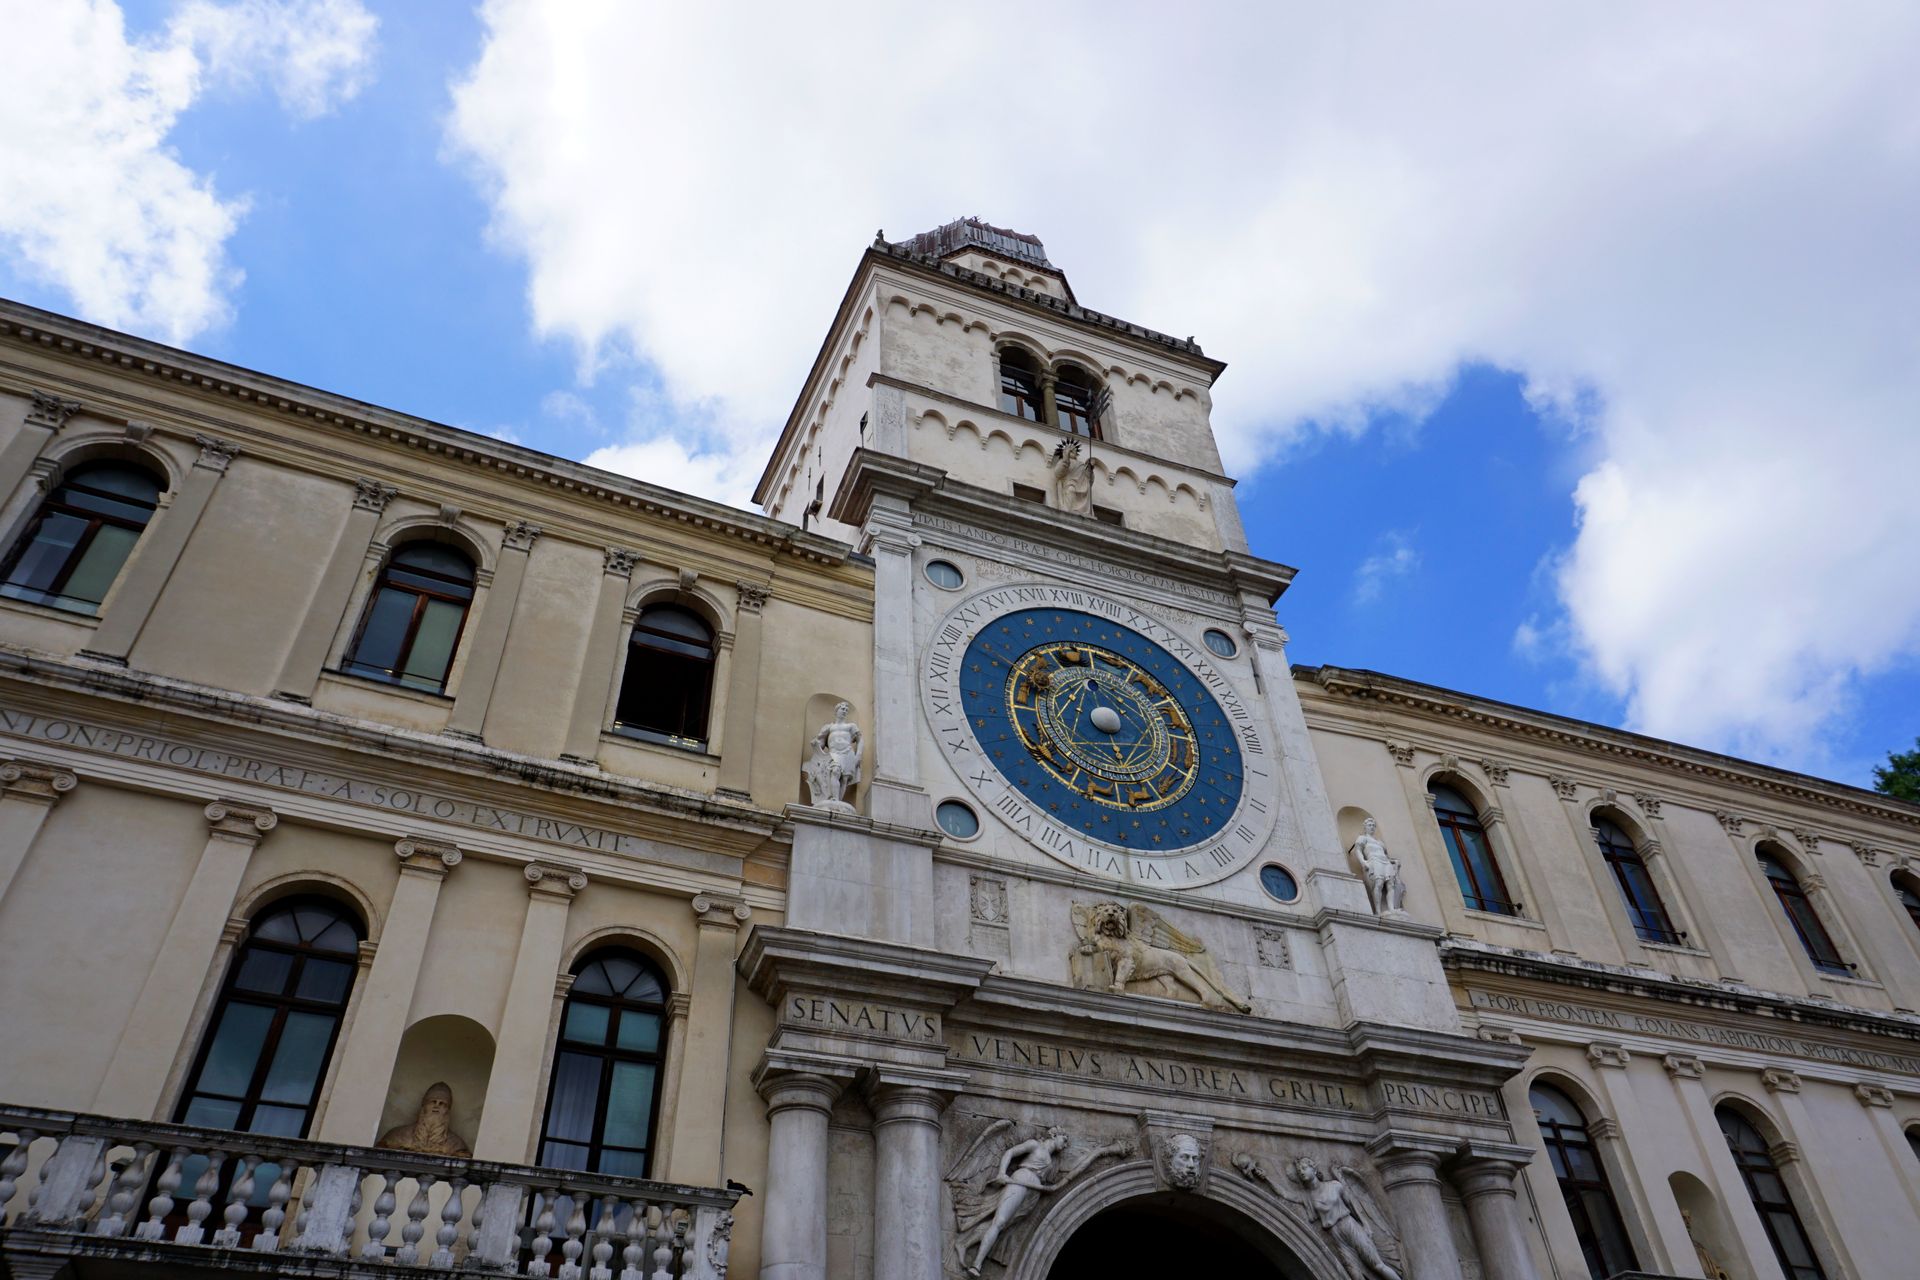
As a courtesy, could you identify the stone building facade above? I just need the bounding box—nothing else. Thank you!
[0,220,1915,1280]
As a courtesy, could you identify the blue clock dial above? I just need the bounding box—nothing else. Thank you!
[958,608,1243,851]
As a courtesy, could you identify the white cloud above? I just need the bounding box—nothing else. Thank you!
[1354,532,1421,605]
[444,2,1920,765]
[0,0,376,342]
[582,437,762,511]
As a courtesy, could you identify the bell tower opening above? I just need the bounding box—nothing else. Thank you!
[1044,1193,1308,1278]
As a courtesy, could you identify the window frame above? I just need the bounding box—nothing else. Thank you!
[341,542,477,694]
[1530,1083,1639,1280]
[1052,363,1104,439]
[0,460,163,615]
[996,347,1044,422]
[1430,783,1520,916]
[1717,1105,1829,1280]
[613,602,717,750]
[1757,851,1848,975]
[1892,870,1920,934]
[537,949,671,1178]
[173,897,363,1139]
[1593,818,1683,945]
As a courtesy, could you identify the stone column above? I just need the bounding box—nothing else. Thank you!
[1450,1148,1541,1280]
[272,478,396,701]
[445,519,540,740]
[0,393,80,546]
[1583,1043,1694,1272]
[756,1066,848,1280]
[0,759,76,905]
[560,547,640,762]
[1550,781,1647,965]
[1854,1084,1920,1220]
[1758,1068,1860,1278]
[862,498,927,828]
[472,863,586,1161]
[83,435,238,663]
[93,799,277,1116]
[868,1074,957,1280]
[662,892,752,1184]
[314,837,462,1145]
[715,582,770,800]
[1368,1135,1464,1280]
[1659,1053,1774,1278]
[1635,794,1740,979]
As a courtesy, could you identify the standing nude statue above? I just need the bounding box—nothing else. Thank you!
[1236,1152,1403,1280]
[803,701,862,812]
[1349,819,1408,917]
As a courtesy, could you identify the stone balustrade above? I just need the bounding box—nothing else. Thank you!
[0,1105,738,1280]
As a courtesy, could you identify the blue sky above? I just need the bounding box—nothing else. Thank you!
[5,2,1918,790]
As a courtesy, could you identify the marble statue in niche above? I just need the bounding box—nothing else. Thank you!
[1069,900,1251,1013]
[1234,1152,1403,1280]
[1049,439,1094,515]
[1683,1211,1733,1280]
[945,1117,1131,1276]
[376,1082,471,1157]
[803,701,862,812]
[1349,819,1408,917]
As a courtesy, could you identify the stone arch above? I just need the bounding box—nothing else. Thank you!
[368,511,496,577]
[234,869,382,944]
[39,431,184,495]
[1668,1169,1739,1279]
[562,924,689,996]
[624,573,730,635]
[379,1013,495,1152]
[1005,1158,1345,1280]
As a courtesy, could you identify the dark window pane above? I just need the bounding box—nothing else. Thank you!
[564,1002,611,1044]
[259,1011,335,1103]
[60,522,138,605]
[349,588,415,672]
[234,949,294,994]
[182,1097,242,1129]
[295,958,353,1003]
[198,1002,274,1096]
[249,1104,308,1138]
[615,1011,661,1054]
[68,464,161,505]
[539,1140,590,1171]
[391,543,474,582]
[251,911,301,943]
[4,512,89,593]
[636,606,711,645]
[544,1053,603,1142]
[602,1063,657,1149]
[400,597,463,687]
[571,962,614,997]
[597,1149,648,1177]
[308,918,360,954]
[601,956,642,995]
[1430,785,1476,816]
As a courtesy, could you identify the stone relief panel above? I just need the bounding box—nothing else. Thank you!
[1068,900,1250,1013]
[1256,927,1293,970]
[943,1113,1132,1277]
[968,872,1012,962]
[1233,1149,1404,1280]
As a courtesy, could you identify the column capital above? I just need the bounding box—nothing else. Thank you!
[351,477,398,512]
[1854,1083,1895,1108]
[1761,1067,1802,1094]
[1633,791,1664,818]
[524,861,587,899]
[1662,1053,1705,1081]
[0,759,77,805]
[734,580,772,612]
[691,891,752,929]
[754,1066,851,1117]
[865,1066,968,1123]
[1586,1042,1632,1070]
[1449,1155,1528,1203]
[603,546,641,577]
[27,391,83,430]
[192,434,240,473]
[1549,774,1580,801]
[502,519,543,553]
[1365,1131,1454,1188]
[394,836,463,876]
[203,799,277,841]
[1383,739,1416,768]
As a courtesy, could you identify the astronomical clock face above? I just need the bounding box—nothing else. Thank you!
[922,584,1275,887]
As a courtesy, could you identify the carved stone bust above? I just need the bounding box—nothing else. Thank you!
[376,1082,471,1157]
[1165,1133,1202,1190]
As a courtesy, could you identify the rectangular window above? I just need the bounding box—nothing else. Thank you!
[1012,484,1047,504]
[1092,505,1124,526]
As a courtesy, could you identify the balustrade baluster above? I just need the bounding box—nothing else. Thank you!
[84,1145,109,1227]
[526,1189,559,1278]
[651,1212,677,1280]
[557,1192,589,1280]
[0,1130,36,1220]
[588,1192,619,1280]
[619,1200,648,1280]
[396,1175,433,1265]
[362,1170,398,1260]
[254,1162,293,1252]
[135,1146,186,1241]
[431,1176,466,1268]
[213,1154,258,1247]
[95,1144,154,1237]
[175,1150,226,1246]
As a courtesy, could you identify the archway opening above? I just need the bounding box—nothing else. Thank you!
[1046,1192,1306,1278]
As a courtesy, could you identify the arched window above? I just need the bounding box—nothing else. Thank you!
[1053,364,1103,438]
[1430,783,1518,915]
[176,898,363,1137]
[997,347,1043,422]
[343,543,475,693]
[615,603,715,747]
[1907,1124,1920,1168]
[1716,1105,1828,1280]
[1893,870,1920,933]
[0,461,162,614]
[1758,851,1847,975]
[539,949,669,1177]
[1531,1084,1638,1280]
[1594,818,1681,944]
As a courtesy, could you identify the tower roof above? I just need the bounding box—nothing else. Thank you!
[889,217,1057,274]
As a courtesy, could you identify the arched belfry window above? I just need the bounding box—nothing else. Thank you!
[176,898,363,1137]
[1893,870,1920,934]
[1430,782,1518,916]
[343,543,475,693]
[615,603,715,748]
[1594,818,1681,944]
[1531,1084,1637,1280]
[0,460,162,614]
[996,346,1043,422]
[1757,849,1847,975]
[539,949,669,1177]
[1053,364,1104,438]
[1717,1105,1828,1280]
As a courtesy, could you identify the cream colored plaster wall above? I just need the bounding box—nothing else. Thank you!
[131,458,348,693]
[0,786,208,1107]
[405,858,529,1031]
[481,535,603,758]
[749,598,872,810]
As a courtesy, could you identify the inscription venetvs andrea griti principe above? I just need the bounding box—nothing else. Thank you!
[922,585,1277,887]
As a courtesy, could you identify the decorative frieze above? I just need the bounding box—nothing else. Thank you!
[501,519,542,552]
[1383,740,1415,768]
[192,434,239,473]
[27,391,82,429]
[352,478,398,512]
[1255,928,1292,970]
[0,759,77,804]
[603,546,641,577]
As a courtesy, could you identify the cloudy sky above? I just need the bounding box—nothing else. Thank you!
[4,1,1917,787]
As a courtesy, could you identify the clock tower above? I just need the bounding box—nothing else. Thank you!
[747,220,1529,1280]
